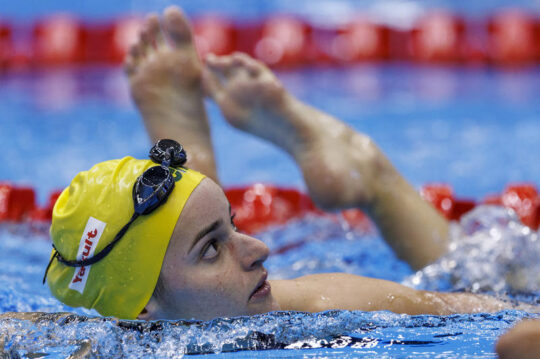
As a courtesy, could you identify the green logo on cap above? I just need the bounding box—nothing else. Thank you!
[170,167,186,182]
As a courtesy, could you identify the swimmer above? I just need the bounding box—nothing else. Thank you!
[43,6,537,322]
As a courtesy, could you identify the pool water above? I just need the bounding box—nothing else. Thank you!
[1,65,539,357]
[1,65,540,201]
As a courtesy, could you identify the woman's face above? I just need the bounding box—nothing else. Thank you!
[149,178,280,320]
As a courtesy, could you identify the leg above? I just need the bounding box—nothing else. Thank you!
[203,53,449,270]
[125,6,219,183]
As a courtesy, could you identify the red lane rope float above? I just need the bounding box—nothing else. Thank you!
[420,184,476,221]
[0,21,13,70]
[33,15,144,66]
[409,11,466,64]
[1,182,538,234]
[193,15,236,59]
[32,14,85,66]
[226,183,321,234]
[254,16,311,67]
[1,8,538,69]
[313,16,390,64]
[421,183,540,230]
[485,184,540,229]
[81,17,143,64]
[488,10,539,66]
[108,17,145,64]
[0,183,36,222]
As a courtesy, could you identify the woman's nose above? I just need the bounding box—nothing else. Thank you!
[234,233,269,270]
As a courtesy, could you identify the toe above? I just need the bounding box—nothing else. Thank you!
[146,13,166,49]
[129,42,142,60]
[205,53,238,78]
[129,42,144,66]
[231,52,263,77]
[201,65,224,100]
[126,41,147,77]
[124,43,139,74]
[163,5,194,46]
[230,53,246,70]
[138,24,153,57]
[124,57,136,76]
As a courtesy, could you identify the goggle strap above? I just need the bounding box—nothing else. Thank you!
[42,212,140,284]
[42,250,59,285]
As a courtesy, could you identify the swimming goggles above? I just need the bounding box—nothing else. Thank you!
[43,139,187,284]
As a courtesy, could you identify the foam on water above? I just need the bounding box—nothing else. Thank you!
[406,206,540,299]
[1,310,537,358]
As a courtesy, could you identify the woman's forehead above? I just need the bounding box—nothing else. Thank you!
[170,178,229,248]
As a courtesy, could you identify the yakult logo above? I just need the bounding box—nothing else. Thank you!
[69,217,107,294]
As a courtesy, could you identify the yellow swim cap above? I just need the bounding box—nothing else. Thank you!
[47,156,205,319]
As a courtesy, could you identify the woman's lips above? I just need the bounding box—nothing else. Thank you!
[251,281,271,300]
[250,273,271,301]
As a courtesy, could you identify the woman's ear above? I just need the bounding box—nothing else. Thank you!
[137,296,163,320]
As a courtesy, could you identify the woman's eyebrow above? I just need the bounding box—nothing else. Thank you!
[189,219,223,253]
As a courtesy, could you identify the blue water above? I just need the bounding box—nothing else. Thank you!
[1,65,540,203]
[0,309,536,358]
[0,63,539,357]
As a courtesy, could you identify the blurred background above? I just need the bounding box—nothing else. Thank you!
[0,0,539,223]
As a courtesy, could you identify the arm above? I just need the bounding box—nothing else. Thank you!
[272,273,514,315]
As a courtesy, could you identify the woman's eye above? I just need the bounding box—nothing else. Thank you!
[202,241,219,260]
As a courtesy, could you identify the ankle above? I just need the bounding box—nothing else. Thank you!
[278,95,328,157]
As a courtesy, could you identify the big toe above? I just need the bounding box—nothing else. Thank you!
[163,6,194,46]
[231,52,264,77]
[205,54,237,77]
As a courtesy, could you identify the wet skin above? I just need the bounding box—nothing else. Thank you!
[140,178,280,321]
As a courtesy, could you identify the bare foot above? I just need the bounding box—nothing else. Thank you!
[202,52,392,210]
[125,6,218,182]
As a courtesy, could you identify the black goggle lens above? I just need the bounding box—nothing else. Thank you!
[149,139,187,168]
[133,165,175,215]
